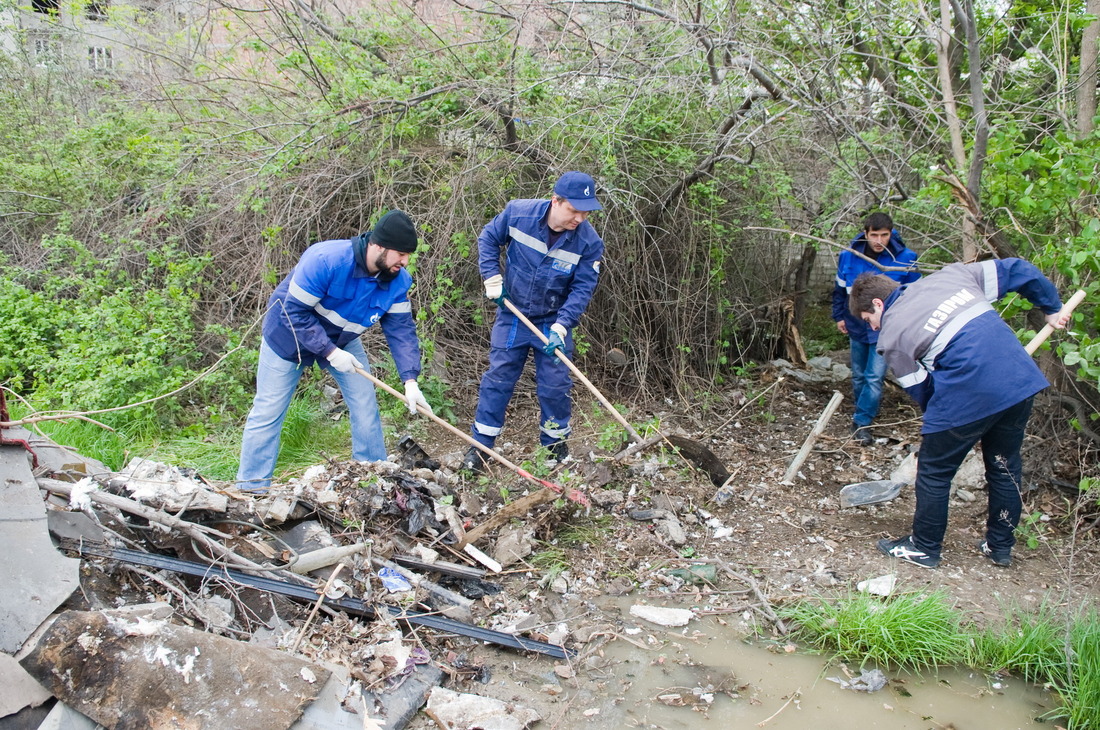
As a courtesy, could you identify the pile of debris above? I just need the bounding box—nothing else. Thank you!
[1,427,588,730]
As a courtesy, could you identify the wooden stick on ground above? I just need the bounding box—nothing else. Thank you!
[781,390,843,484]
[456,488,559,549]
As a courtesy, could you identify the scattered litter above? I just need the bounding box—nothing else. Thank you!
[667,565,718,585]
[857,574,898,597]
[68,477,98,511]
[464,543,503,573]
[116,457,228,512]
[629,605,694,627]
[378,567,414,593]
[827,668,888,692]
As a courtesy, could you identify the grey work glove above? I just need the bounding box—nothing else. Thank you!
[404,379,434,415]
[325,348,363,374]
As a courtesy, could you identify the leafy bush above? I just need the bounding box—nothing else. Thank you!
[0,234,254,434]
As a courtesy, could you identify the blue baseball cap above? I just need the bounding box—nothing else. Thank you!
[553,171,602,211]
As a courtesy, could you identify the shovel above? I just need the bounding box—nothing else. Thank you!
[352,367,588,508]
[839,288,1086,507]
[500,298,731,486]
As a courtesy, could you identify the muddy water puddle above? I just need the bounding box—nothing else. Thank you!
[581,617,1055,728]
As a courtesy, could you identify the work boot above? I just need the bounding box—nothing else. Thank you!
[978,541,1012,567]
[546,441,569,463]
[852,424,873,447]
[461,445,487,475]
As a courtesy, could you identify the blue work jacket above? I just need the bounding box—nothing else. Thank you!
[831,230,921,344]
[262,237,422,381]
[877,259,1062,433]
[478,198,604,329]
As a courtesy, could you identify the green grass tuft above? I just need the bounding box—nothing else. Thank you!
[780,588,967,671]
[783,591,1100,727]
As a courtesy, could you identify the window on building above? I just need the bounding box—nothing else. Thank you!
[85,0,109,20]
[31,0,61,16]
[31,35,61,66]
[88,46,113,71]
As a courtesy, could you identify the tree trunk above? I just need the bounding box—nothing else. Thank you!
[1078,0,1100,137]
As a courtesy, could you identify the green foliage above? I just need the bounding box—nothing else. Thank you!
[0,234,252,429]
[967,604,1100,727]
[918,123,1100,392]
[799,305,848,358]
[780,589,967,670]
[1016,510,1052,549]
[783,591,1100,726]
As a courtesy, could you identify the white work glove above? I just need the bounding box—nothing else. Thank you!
[404,379,434,415]
[550,323,568,341]
[484,274,504,300]
[325,348,363,374]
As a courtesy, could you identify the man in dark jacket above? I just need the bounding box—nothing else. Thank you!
[463,172,605,472]
[849,259,1069,568]
[236,210,433,491]
[832,212,921,445]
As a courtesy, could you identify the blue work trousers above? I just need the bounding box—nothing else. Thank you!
[911,396,1034,558]
[236,338,386,491]
[850,338,887,428]
[471,315,573,449]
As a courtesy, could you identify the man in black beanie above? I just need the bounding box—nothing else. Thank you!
[236,210,433,491]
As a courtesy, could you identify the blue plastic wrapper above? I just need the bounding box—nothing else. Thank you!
[378,566,413,593]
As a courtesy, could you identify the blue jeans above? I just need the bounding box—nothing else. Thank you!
[850,339,887,428]
[236,339,386,491]
[910,397,1034,557]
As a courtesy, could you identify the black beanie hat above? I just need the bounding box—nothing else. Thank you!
[370,210,418,253]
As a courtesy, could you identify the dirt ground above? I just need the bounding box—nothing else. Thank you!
[391,359,1100,726]
[52,359,1098,728]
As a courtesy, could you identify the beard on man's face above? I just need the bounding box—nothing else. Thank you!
[373,251,398,283]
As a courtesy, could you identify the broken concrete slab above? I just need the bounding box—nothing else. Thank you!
[20,610,329,730]
[425,687,540,730]
[36,701,101,730]
[45,510,105,544]
[0,651,51,719]
[291,665,370,730]
[629,605,694,627]
[491,525,534,568]
[0,444,81,653]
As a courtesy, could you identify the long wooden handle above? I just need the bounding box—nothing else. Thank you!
[1024,289,1086,356]
[352,367,587,506]
[500,298,644,443]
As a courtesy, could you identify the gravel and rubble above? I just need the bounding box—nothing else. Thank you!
[2,360,1098,728]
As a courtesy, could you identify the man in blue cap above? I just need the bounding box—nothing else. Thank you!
[236,209,434,491]
[463,172,605,473]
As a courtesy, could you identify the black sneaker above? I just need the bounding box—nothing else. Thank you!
[461,445,487,475]
[546,441,569,462]
[877,535,941,569]
[852,425,873,446]
[979,541,1012,567]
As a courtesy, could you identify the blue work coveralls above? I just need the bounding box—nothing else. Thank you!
[471,198,604,448]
